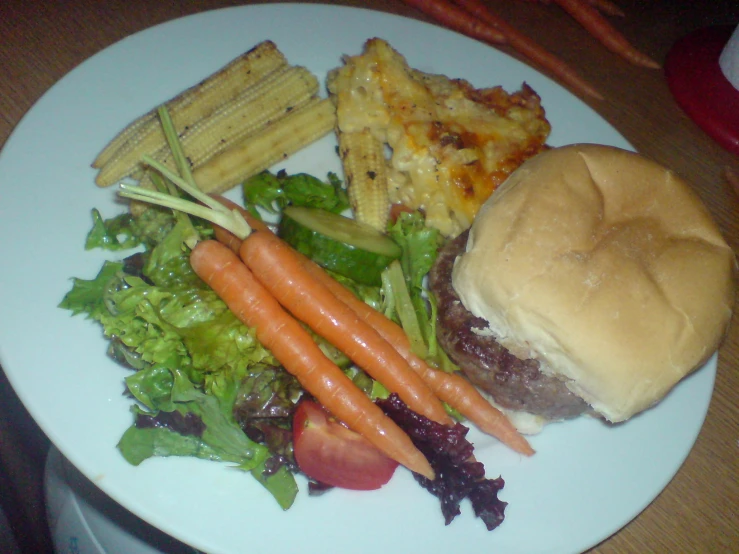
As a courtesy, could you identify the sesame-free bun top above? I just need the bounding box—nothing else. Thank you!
[453,144,737,423]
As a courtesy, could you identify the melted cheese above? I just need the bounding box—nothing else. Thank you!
[329,38,551,237]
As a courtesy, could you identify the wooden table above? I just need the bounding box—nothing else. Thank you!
[1,1,737,552]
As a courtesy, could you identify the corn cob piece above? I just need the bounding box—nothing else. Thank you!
[93,40,287,181]
[191,97,336,194]
[92,112,157,169]
[337,128,390,232]
[135,65,319,191]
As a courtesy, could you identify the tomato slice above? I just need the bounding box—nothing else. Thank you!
[389,203,415,223]
[292,399,399,490]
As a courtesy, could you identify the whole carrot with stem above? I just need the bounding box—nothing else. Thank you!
[552,0,659,68]
[189,239,435,480]
[451,0,603,99]
[239,230,455,427]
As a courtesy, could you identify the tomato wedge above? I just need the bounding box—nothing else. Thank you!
[292,399,399,490]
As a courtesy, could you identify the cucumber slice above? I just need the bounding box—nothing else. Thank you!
[279,206,401,286]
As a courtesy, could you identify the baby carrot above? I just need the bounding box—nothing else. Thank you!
[299,257,535,456]
[453,0,603,99]
[189,239,435,480]
[239,230,454,427]
[553,0,659,68]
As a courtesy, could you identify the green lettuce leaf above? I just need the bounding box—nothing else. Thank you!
[59,260,123,318]
[242,170,349,216]
[119,366,298,509]
[85,209,141,251]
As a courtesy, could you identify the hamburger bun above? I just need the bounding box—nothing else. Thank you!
[452,144,737,423]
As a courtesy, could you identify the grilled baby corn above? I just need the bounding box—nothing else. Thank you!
[192,97,336,194]
[337,128,390,232]
[94,40,334,204]
[94,40,287,178]
[134,65,320,191]
[328,38,551,237]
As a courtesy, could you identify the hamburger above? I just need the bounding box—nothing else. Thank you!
[429,144,737,433]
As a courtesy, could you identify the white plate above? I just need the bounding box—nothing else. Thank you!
[0,4,715,554]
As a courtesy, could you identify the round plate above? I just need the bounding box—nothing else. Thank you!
[0,4,715,554]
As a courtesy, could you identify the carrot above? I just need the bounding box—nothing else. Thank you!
[552,0,659,68]
[400,0,506,45]
[451,0,603,99]
[239,230,455,427]
[522,0,625,17]
[189,239,435,480]
[299,257,535,456]
[207,198,532,455]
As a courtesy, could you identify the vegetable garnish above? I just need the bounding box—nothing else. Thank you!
[379,393,507,531]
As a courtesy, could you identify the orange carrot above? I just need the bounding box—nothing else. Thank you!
[299,257,534,456]
[189,239,435,479]
[400,0,506,45]
[239,230,455,427]
[208,199,532,454]
[452,0,603,99]
[552,0,659,68]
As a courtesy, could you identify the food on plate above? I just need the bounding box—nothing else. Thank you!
[292,398,400,490]
[92,41,288,171]
[278,205,402,286]
[212,193,533,456]
[190,97,334,194]
[328,38,550,237]
[71,104,520,528]
[92,40,335,210]
[400,0,658,99]
[62,34,574,529]
[430,144,737,433]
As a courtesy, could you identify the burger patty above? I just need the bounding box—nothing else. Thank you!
[428,231,590,421]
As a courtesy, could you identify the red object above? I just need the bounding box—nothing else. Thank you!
[292,399,399,490]
[665,25,739,156]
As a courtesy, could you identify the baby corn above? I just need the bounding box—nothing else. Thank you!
[94,40,288,185]
[338,129,390,232]
[134,65,320,190]
[192,97,336,194]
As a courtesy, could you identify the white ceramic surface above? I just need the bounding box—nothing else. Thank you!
[0,5,715,554]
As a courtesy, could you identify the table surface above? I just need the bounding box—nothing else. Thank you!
[1,0,738,552]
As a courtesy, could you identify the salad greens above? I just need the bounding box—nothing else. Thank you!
[60,169,446,509]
